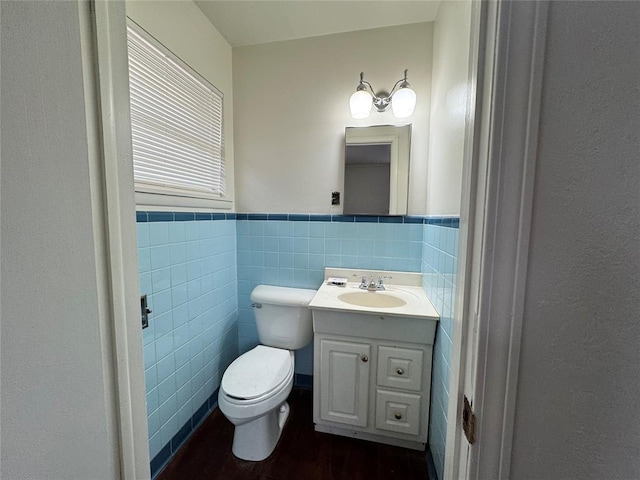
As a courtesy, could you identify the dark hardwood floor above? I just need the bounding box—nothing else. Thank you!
[157,389,431,480]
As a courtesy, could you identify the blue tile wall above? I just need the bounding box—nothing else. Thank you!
[235,215,424,375]
[138,211,458,479]
[422,220,459,480]
[137,213,238,468]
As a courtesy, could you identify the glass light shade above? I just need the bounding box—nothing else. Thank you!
[391,87,417,118]
[350,90,372,119]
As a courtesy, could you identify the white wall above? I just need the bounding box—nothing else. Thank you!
[511,2,640,478]
[427,1,472,216]
[0,2,119,478]
[126,0,235,208]
[233,23,433,214]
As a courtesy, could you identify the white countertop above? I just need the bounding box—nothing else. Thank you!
[309,269,440,320]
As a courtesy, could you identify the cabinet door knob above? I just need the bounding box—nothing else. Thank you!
[396,368,404,375]
[394,412,402,420]
[361,355,369,363]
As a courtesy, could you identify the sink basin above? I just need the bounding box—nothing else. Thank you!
[309,268,440,319]
[338,291,407,308]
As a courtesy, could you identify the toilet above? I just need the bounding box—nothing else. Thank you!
[218,285,317,461]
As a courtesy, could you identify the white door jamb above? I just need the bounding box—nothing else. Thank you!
[87,1,150,478]
[448,1,549,479]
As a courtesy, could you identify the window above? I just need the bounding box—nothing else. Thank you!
[126,22,227,207]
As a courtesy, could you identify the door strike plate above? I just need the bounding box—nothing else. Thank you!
[463,395,476,444]
[140,294,151,329]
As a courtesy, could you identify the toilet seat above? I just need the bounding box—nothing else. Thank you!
[221,346,293,402]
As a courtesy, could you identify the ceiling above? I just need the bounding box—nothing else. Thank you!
[194,1,441,47]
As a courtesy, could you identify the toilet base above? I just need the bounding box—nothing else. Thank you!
[231,402,290,461]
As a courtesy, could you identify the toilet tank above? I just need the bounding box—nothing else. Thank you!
[250,285,317,349]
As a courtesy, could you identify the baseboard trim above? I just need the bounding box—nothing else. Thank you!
[150,387,220,478]
[426,446,439,480]
[314,423,426,451]
[294,373,313,389]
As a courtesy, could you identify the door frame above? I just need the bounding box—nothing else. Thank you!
[88,0,551,477]
[84,0,151,477]
[446,1,549,479]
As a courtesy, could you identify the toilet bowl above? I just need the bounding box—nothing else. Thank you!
[218,346,295,461]
[218,285,316,461]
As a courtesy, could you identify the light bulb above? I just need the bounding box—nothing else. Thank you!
[350,90,372,119]
[391,87,416,118]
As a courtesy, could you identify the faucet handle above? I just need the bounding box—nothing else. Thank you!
[377,275,392,289]
[354,273,368,288]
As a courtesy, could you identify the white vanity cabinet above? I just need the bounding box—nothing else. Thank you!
[312,309,438,450]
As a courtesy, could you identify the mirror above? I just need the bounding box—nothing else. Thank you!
[343,125,411,215]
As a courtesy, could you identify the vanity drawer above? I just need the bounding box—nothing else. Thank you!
[377,345,423,391]
[375,389,421,436]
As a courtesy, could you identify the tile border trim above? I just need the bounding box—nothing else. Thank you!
[136,212,459,228]
[150,388,220,479]
[294,373,313,390]
[136,212,235,223]
[426,446,440,480]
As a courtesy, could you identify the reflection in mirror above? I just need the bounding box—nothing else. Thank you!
[343,125,411,215]
[344,144,391,215]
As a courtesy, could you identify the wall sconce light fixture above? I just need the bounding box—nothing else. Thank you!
[349,69,417,119]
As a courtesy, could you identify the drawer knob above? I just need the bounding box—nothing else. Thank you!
[394,412,402,420]
[396,368,405,375]
[361,355,369,363]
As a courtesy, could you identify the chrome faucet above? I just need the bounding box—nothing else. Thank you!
[354,273,392,291]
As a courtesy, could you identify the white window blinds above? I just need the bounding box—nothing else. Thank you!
[127,23,225,198]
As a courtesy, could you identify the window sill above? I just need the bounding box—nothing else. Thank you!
[135,191,233,212]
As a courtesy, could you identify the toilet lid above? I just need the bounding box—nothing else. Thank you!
[222,346,292,400]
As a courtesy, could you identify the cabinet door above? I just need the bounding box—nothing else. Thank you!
[319,339,370,427]
[375,389,421,436]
